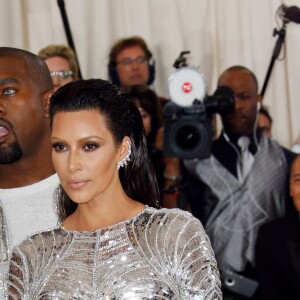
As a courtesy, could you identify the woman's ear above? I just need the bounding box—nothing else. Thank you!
[116,137,132,171]
[120,136,131,159]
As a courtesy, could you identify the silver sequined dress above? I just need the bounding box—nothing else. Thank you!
[7,207,222,299]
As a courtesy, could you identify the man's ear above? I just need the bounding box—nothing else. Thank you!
[256,94,262,112]
[43,90,54,118]
[257,94,262,104]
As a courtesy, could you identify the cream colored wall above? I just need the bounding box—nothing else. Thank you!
[1,0,300,148]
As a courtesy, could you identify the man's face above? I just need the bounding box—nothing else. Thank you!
[0,56,47,164]
[115,45,150,88]
[290,156,300,213]
[218,70,260,136]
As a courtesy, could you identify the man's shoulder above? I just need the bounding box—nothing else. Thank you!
[255,217,288,251]
[258,210,299,240]
[258,216,286,234]
[280,144,297,166]
[0,173,59,192]
[267,137,297,167]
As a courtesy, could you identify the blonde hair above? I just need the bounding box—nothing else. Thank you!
[38,44,79,80]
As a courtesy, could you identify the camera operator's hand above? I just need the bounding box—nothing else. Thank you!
[156,126,182,209]
[162,158,181,209]
[155,126,164,151]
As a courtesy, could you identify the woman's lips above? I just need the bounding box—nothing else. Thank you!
[67,180,89,190]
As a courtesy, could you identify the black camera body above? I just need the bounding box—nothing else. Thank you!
[163,90,234,159]
[163,51,235,159]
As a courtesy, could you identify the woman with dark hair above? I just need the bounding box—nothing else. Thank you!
[126,85,165,198]
[7,79,221,299]
[126,85,163,144]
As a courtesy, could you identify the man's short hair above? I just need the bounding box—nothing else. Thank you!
[0,47,53,93]
[108,36,152,67]
[218,65,259,93]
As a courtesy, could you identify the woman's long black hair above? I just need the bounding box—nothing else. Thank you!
[125,85,163,145]
[49,79,160,222]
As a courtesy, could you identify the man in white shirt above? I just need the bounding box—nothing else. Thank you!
[0,47,59,297]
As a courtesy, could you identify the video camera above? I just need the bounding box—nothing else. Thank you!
[163,51,235,159]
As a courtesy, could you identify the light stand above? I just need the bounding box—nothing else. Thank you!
[57,0,83,79]
[261,3,300,98]
[260,21,287,99]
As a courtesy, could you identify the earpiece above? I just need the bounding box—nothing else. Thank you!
[147,58,156,85]
[223,131,230,143]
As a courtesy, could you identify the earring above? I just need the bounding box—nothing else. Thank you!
[117,141,131,171]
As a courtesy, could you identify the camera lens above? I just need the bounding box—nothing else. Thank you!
[175,124,200,150]
[168,118,211,159]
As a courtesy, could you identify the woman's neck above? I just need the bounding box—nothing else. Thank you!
[63,196,145,231]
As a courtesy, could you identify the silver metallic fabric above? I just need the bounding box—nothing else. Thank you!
[7,207,221,299]
[0,204,10,300]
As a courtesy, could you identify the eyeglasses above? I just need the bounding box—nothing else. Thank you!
[50,70,74,79]
[116,56,148,67]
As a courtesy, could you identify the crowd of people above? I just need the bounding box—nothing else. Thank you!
[0,34,299,299]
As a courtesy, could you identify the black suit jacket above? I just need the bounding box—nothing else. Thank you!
[184,131,295,225]
[255,210,300,300]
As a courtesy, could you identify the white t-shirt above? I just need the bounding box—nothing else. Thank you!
[0,174,59,248]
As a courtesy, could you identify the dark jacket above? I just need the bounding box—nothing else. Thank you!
[255,210,300,300]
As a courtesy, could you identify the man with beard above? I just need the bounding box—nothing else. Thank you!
[0,47,59,297]
[184,66,294,300]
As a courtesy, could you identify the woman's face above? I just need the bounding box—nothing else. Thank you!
[135,101,151,136]
[51,110,128,205]
[45,56,74,91]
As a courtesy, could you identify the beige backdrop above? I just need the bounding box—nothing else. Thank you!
[1,0,299,148]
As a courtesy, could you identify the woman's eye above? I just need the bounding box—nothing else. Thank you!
[3,88,16,95]
[83,143,99,152]
[52,143,67,153]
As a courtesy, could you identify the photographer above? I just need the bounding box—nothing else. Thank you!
[183,66,294,299]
